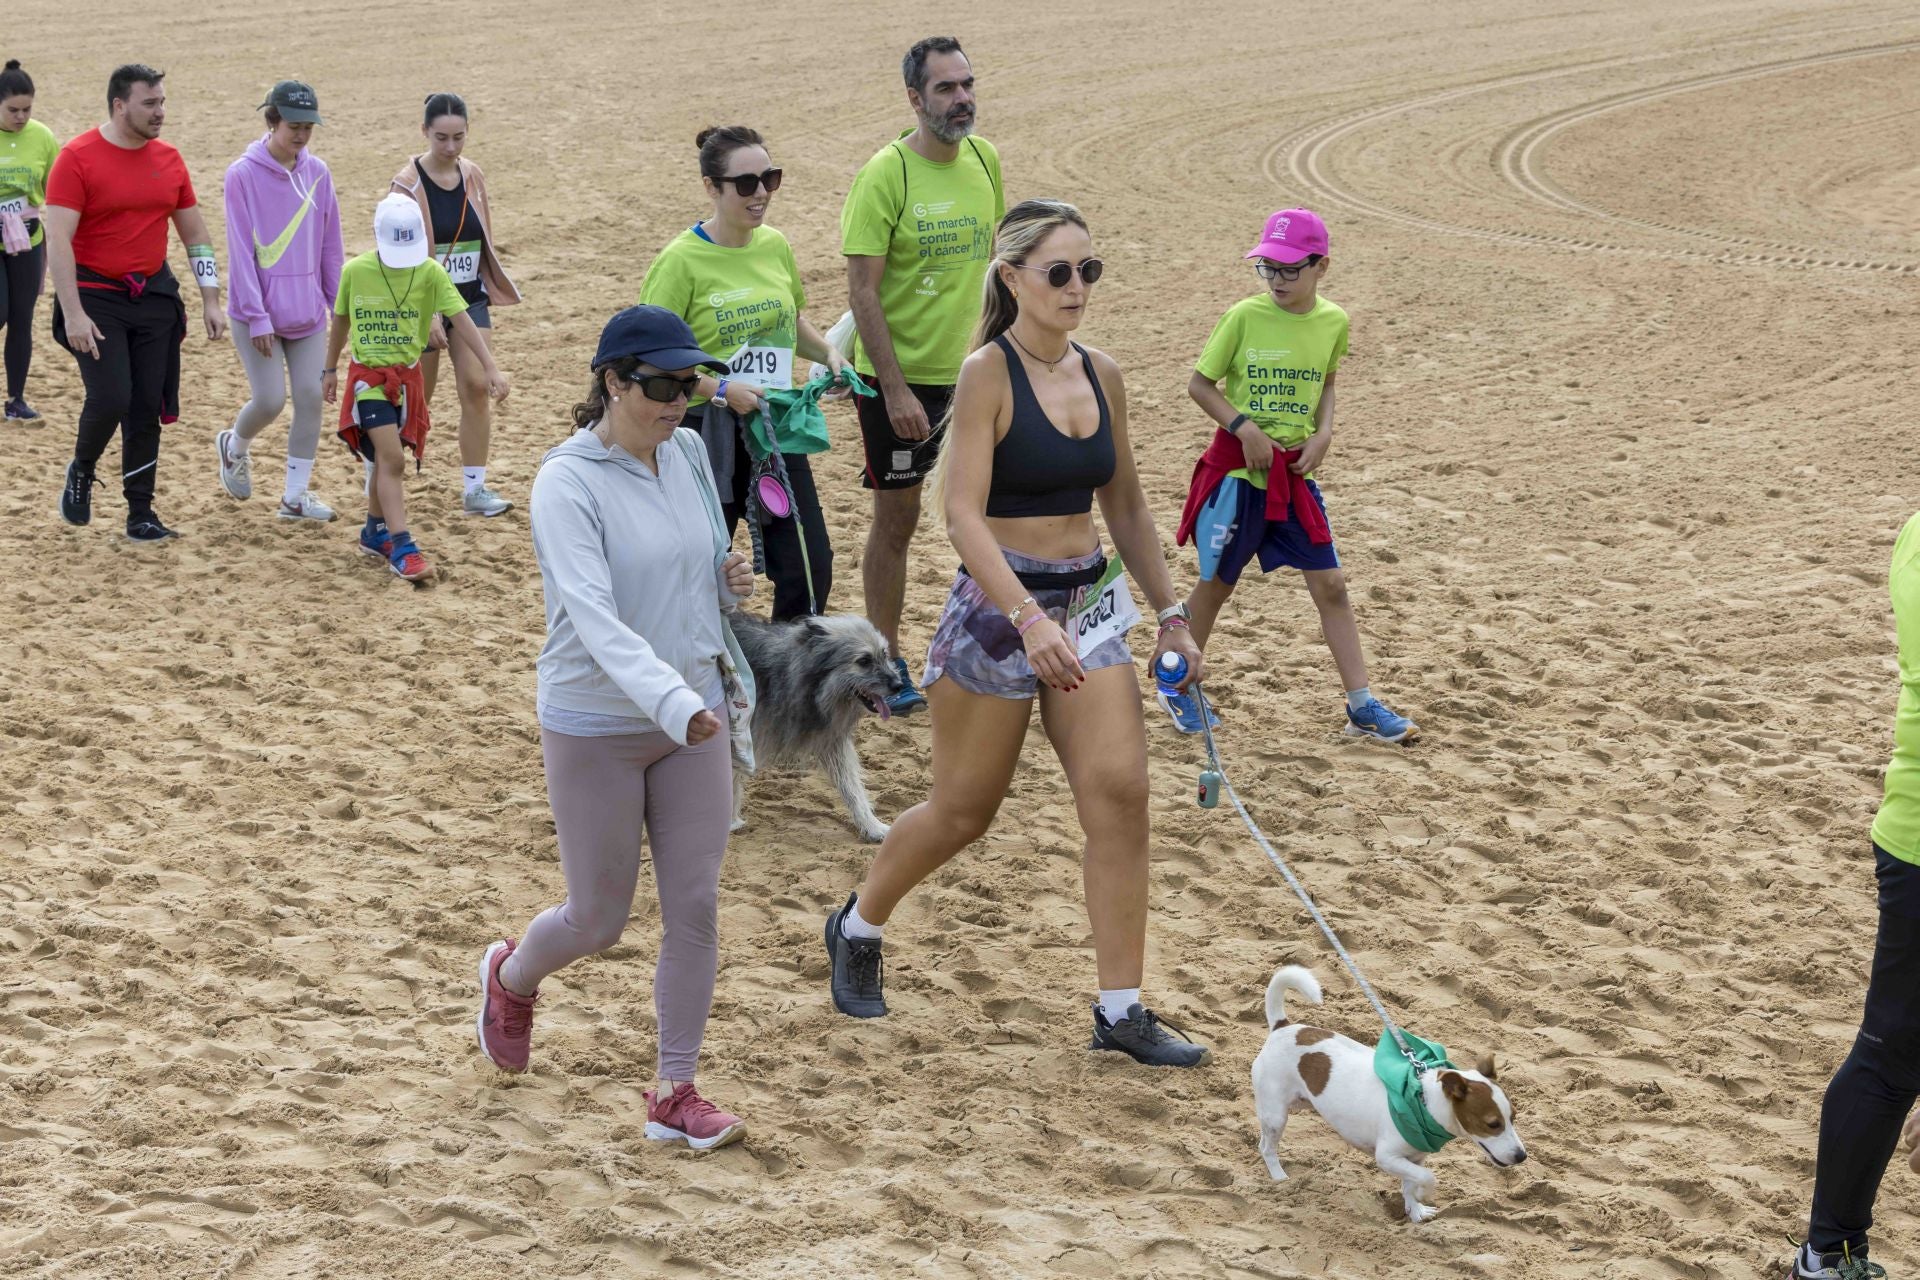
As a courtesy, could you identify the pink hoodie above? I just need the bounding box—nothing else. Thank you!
[223,136,344,340]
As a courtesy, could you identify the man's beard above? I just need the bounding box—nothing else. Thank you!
[922,107,975,145]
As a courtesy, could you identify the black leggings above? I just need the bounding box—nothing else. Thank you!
[1809,844,1920,1254]
[0,242,44,400]
[723,450,834,622]
[67,285,176,514]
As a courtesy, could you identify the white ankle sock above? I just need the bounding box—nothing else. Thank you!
[463,466,486,495]
[284,457,315,504]
[1345,686,1373,712]
[1099,988,1142,1025]
[229,431,251,457]
[842,899,884,939]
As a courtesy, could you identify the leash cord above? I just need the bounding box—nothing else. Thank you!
[1191,679,1425,1073]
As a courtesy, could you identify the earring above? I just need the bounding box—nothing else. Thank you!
[611,394,620,402]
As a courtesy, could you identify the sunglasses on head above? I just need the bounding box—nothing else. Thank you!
[1014,258,1105,288]
[621,370,702,403]
[717,167,783,198]
[1254,256,1320,282]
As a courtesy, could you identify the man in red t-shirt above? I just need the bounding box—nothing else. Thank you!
[44,63,226,540]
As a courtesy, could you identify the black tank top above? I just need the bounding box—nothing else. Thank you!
[416,159,488,307]
[984,335,1117,519]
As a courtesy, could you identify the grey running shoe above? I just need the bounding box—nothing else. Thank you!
[216,429,252,499]
[1090,1002,1211,1067]
[276,491,337,521]
[463,486,513,517]
[1790,1240,1886,1279]
[825,893,887,1018]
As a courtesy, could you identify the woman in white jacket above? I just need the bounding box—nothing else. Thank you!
[476,306,755,1151]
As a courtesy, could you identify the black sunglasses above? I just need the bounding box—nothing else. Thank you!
[1254,256,1320,282]
[622,371,702,403]
[1015,258,1105,288]
[717,167,784,197]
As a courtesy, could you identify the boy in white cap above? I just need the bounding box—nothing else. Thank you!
[322,192,506,580]
[1165,207,1417,743]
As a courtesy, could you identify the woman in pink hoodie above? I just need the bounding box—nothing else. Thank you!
[215,81,345,522]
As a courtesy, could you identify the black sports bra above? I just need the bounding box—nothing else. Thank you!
[984,335,1117,518]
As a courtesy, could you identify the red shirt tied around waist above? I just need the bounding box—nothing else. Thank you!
[45,127,195,284]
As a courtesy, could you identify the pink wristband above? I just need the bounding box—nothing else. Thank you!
[1017,611,1047,636]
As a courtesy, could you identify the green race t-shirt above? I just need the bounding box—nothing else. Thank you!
[0,120,60,248]
[334,250,466,401]
[639,225,806,406]
[1196,293,1349,489]
[840,132,1004,386]
[1872,512,1920,864]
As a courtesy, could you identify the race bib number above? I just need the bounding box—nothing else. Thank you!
[0,197,27,217]
[189,253,218,288]
[727,343,794,391]
[1067,557,1142,659]
[437,240,481,285]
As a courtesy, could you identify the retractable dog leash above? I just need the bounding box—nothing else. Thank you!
[1157,653,1429,1076]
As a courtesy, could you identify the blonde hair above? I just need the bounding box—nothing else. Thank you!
[923,199,1090,515]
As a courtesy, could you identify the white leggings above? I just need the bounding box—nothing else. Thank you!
[230,328,328,461]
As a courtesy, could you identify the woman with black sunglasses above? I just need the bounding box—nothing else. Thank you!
[638,125,846,621]
[477,304,757,1151]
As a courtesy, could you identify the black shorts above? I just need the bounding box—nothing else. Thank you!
[856,382,953,490]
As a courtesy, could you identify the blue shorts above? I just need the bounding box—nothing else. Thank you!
[1193,475,1340,585]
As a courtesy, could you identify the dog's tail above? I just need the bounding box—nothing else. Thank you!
[1264,965,1323,1030]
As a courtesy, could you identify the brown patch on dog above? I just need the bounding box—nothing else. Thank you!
[1294,1026,1335,1047]
[1271,1017,1288,1030]
[1299,1051,1332,1096]
[1440,1070,1506,1137]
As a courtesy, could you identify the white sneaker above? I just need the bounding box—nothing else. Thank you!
[276,491,337,522]
[463,486,513,517]
[216,430,252,500]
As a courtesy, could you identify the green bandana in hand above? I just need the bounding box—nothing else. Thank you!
[1375,1029,1456,1154]
[745,367,877,460]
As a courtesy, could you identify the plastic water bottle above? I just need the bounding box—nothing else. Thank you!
[1155,651,1188,695]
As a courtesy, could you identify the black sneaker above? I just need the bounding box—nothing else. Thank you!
[126,513,179,542]
[825,893,887,1018]
[4,397,40,421]
[60,460,98,525]
[1789,1240,1886,1279]
[1090,1002,1211,1067]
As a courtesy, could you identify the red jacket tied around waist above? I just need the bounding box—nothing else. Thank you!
[339,361,431,469]
[1175,427,1332,549]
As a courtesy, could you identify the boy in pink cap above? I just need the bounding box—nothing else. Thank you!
[1163,208,1418,743]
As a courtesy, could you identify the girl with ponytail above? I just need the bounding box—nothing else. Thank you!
[823,199,1215,1070]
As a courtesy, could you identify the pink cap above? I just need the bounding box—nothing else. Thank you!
[1245,208,1329,265]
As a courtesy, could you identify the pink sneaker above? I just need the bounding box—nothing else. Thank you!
[644,1083,745,1150]
[475,939,537,1072]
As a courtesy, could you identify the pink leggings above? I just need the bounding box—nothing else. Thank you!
[504,721,733,1080]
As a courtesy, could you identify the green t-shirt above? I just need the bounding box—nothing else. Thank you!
[639,225,806,407]
[1872,512,1920,864]
[1196,293,1349,489]
[839,132,1005,386]
[333,250,467,402]
[0,120,60,248]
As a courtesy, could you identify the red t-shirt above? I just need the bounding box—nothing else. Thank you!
[44,127,197,283]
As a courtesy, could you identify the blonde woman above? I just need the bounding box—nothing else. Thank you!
[822,199,1211,1067]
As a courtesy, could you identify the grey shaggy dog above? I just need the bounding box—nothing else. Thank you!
[726,612,905,842]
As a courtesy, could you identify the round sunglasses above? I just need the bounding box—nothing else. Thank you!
[1014,258,1105,288]
[1254,257,1320,283]
[621,371,702,403]
[717,167,783,198]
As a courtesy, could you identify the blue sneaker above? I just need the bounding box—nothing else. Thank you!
[1156,687,1220,735]
[357,522,392,560]
[886,656,927,716]
[1344,697,1418,744]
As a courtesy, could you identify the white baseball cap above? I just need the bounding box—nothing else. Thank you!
[373,193,429,268]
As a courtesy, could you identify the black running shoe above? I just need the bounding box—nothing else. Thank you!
[5,397,40,421]
[126,513,179,542]
[825,893,887,1018]
[60,459,98,526]
[1090,1002,1211,1067]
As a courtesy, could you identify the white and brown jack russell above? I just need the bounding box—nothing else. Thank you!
[1251,965,1528,1222]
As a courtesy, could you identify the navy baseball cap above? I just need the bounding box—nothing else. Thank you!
[592,306,728,374]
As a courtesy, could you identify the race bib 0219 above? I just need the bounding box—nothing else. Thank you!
[727,343,794,391]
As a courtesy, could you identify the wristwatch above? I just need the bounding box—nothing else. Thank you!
[1156,602,1192,626]
[714,378,732,405]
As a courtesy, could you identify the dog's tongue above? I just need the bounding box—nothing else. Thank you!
[875,698,892,721]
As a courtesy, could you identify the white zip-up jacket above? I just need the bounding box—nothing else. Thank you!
[530,426,734,744]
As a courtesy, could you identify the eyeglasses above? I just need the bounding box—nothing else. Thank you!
[622,371,702,403]
[718,168,784,198]
[1014,258,1105,288]
[1254,257,1320,282]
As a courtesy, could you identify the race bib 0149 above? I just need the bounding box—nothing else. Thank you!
[437,240,481,285]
